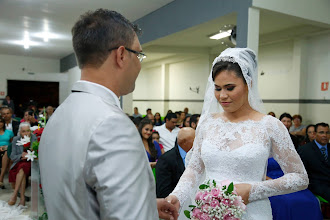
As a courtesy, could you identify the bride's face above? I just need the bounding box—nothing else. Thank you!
[214,70,249,113]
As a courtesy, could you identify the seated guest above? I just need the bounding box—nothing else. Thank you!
[138,119,162,168]
[177,112,186,128]
[1,107,19,136]
[298,122,330,202]
[0,117,14,188]
[183,107,191,117]
[132,107,142,118]
[154,113,180,152]
[267,111,276,117]
[152,131,165,154]
[290,114,306,139]
[146,108,152,115]
[20,110,30,123]
[189,114,200,130]
[146,113,155,126]
[267,157,322,220]
[27,110,39,126]
[154,112,163,126]
[8,122,37,206]
[300,124,316,146]
[279,113,299,149]
[156,127,195,198]
[183,116,191,128]
[45,106,54,121]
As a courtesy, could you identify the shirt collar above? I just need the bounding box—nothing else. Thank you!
[315,140,327,149]
[178,144,187,161]
[72,80,121,109]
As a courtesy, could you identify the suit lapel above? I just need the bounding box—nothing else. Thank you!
[175,145,185,172]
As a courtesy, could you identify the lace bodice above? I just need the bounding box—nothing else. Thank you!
[171,114,308,207]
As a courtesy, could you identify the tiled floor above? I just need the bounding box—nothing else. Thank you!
[0,173,31,220]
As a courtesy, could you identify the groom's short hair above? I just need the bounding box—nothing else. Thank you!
[72,9,141,69]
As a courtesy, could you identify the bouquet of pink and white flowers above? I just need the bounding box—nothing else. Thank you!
[184,180,246,220]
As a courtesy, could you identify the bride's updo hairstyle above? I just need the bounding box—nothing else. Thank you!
[211,61,246,84]
[201,48,265,117]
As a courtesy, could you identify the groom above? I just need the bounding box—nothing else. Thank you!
[39,9,177,220]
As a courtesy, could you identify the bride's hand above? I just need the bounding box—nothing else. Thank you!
[234,183,252,205]
[165,195,180,213]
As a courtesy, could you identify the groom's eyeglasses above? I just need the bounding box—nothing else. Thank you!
[108,47,146,63]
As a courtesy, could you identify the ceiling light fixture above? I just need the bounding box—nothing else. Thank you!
[43,19,49,42]
[208,24,236,40]
[23,31,30,49]
[209,30,232,40]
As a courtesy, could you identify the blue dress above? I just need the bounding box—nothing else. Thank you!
[146,141,162,162]
[267,157,322,220]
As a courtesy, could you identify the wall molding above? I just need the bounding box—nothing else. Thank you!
[133,99,330,104]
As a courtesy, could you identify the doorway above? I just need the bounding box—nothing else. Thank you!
[7,80,59,117]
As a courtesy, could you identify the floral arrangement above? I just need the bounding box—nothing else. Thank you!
[184,180,246,220]
[16,135,37,161]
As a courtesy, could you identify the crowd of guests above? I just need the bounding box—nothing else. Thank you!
[130,107,329,219]
[1,100,329,218]
[0,103,55,206]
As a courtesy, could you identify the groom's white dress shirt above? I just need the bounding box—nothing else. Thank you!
[39,80,158,220]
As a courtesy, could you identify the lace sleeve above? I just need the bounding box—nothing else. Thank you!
[249,119,309,202]
[169,116,206,207]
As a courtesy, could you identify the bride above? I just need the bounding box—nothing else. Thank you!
[166,48,308,219]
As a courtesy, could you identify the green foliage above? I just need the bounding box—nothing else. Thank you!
[199,184,209,189]
[184,210,191,219]
[31,141,39,157]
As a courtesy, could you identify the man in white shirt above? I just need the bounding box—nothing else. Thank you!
[154,113,180,152]
[39,9,177,220]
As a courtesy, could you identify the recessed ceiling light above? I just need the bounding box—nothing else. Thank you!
[209,30,232,40]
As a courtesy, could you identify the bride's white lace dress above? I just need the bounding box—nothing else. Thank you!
[171,114,308,220]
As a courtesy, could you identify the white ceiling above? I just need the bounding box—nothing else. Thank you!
[0,0,174,59]
[0,1,329,63]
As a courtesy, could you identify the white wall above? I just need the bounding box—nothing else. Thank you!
[133,33,329,125]
[259,32,330,124]
[132,56,210,116]
[0,54,70,104]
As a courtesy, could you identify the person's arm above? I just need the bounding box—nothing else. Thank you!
[83,114,158,220]
[10,137,23,163]
[248,120,308,202]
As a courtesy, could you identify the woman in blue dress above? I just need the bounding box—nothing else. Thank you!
[267,157,322,220]
[138,118,162,168]
[0,117,14,188]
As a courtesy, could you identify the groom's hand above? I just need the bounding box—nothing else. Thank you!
[157,198,178,220]
[235,183,252,205]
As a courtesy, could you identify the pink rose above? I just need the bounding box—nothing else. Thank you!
[210,199,220,208]
[211,188,220,198]
[195,191,203,201]
[192,208,202,218]
[202,192,212,203]
[200,213,211,220]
